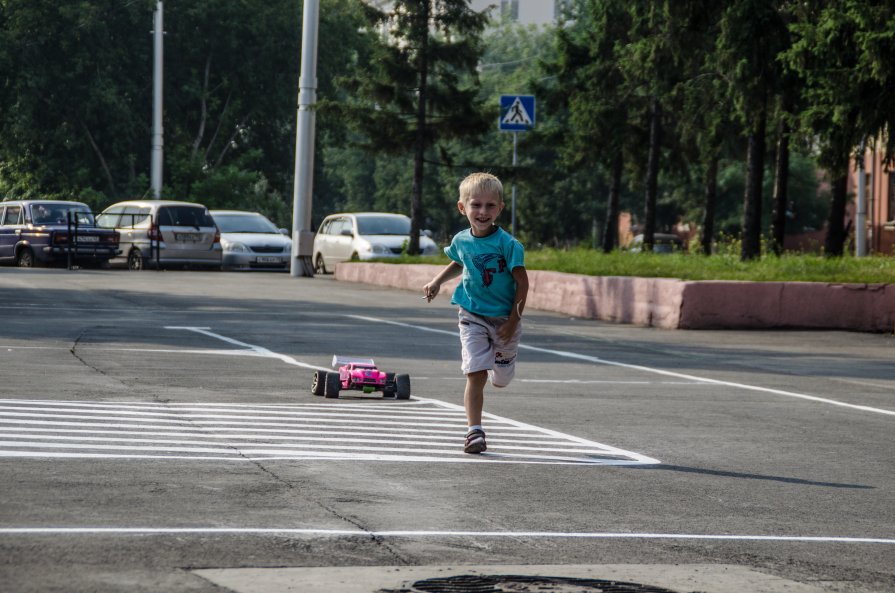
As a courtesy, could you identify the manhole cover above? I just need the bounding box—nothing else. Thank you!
[378,574,690,593]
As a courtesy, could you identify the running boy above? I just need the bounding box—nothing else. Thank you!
[423,172,528,454]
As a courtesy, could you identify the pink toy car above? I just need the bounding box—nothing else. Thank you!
[311,356,411,400]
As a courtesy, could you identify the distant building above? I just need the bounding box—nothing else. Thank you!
[849,147,895,255]
[469,0,568,26]
[367,1,565,27]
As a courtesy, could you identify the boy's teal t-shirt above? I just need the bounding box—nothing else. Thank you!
[444,227,525,318]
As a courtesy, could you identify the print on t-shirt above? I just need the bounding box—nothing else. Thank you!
[472,253,507,287]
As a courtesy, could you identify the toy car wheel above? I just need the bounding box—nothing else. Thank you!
[395,374,411,400]
[383,372,396,397]
[324,372,341,398]
[311,370,326,396]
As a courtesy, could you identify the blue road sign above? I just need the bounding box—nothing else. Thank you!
[499,95,535,132]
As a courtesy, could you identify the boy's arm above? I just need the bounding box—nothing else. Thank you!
[497,266,528,341]
[423,261,463,302]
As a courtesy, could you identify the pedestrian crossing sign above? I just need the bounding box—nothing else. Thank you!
[499,95,535,131]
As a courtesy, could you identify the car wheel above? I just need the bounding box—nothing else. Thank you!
[395,374,411,400]
[349,252,359,262]
[324,372,341,399]
[15,247,35,268]
[383,372,396,397]
[311,370,326,396]
[314,253,327,274]
[127,249,144,271]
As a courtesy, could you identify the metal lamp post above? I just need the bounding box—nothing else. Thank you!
[290,0,320,277]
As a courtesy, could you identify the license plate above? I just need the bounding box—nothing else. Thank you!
[174,233,202,242]
[76,235,99,242]
[256,256,281,263]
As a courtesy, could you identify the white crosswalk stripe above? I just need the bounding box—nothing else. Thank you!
[0,398,659,465]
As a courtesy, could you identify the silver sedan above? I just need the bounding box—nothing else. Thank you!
[211,210,292,271]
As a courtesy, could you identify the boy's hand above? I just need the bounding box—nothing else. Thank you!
[497,317,518,343]
[422,282,440,302]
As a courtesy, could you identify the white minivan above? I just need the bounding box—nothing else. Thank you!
[312,212,438,273]
[96,200,222,270]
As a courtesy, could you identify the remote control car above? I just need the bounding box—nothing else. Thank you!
[311,355,411,400]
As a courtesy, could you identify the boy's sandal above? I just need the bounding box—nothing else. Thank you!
[464,429,487,454]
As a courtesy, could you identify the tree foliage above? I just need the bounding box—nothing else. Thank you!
[331,0,490,254]
[2,0,893,258]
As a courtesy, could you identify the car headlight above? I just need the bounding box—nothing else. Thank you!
[222,239,249,253]
[363,243,390,255]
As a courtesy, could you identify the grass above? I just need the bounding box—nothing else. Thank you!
[373,247,895,284]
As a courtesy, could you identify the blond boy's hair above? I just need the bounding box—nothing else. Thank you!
[459,172,503,205]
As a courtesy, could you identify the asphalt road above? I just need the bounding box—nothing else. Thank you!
[0,268,893,593]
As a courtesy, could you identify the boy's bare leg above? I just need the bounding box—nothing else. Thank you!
[464,370,488,427]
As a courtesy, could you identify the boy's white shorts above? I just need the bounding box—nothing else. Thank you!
[458,307,522,387]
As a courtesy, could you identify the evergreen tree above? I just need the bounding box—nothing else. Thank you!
[333,0,490,254]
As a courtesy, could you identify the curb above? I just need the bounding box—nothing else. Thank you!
[334,263,895,332]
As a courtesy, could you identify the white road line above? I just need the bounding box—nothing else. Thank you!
[0,404,470,421]
[0,439,621,458]
[0,399,465,420]
[0,451,634,465]
[0,324,662,465]
[0,433,616,455]
[167,326,328,372]
[347,315,895,417]
[0,418,557,440]
[0,398,656,465]
[0,527,891,544]
[0,398,455,414]
[0,428,583,448]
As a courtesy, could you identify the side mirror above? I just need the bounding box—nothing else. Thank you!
[278,228,289,236]
[341,229,354,237]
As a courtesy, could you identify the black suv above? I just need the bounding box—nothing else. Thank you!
[0,200,120,267]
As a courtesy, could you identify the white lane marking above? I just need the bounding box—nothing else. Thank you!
[0,451,632,465]
[0,439,615,457]
[0,398,442,411]
[347,315,895,417]
[0,527,891,544]
[0,399,465,420]
[0,418,555,439]
[415,397,654,462]
[0,427,582,448]
[0,403,470,421]
[0,399,657,465]
[166,326,328,371]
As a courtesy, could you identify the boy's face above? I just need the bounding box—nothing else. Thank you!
[458,190,504,237]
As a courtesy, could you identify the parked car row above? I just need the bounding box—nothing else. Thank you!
[1,199,434,272]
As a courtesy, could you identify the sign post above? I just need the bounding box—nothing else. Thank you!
[499,95,535,237]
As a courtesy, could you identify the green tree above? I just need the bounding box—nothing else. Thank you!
[716,0,790,260]
[547,0,632,252]
[0,0,153,205]
[0,0,365,228]
[333,0,490,254]
[784,0,895,256]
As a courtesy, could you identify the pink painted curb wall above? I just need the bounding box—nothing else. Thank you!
[334,263,895,332]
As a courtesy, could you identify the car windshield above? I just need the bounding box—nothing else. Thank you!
[214,213,279,234]
[31,204,94,225]
[159,206,214,228]
[356,216,411,236]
